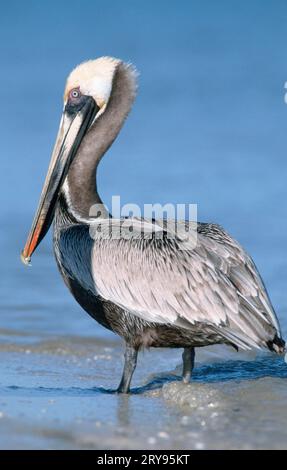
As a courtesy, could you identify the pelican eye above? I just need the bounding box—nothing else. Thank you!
[69,88,81,100]
[65,88,88,116]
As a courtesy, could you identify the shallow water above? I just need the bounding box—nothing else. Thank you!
[1,0,287,449]
[0,328,287,449]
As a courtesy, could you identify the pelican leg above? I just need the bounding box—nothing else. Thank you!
[117,344,138,393]
[182,347,195,383]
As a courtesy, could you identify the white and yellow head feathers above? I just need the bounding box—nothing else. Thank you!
[64,56,137,110]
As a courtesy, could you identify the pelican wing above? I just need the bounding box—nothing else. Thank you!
[197,223,280,332]
[59,219,282,351]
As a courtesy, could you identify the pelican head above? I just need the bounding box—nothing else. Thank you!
[21,56,136,265]
[65,57,121,110]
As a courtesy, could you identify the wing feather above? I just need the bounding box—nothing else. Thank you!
[59,219,282,350]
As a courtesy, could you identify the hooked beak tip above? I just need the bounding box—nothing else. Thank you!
[21,250,31,266]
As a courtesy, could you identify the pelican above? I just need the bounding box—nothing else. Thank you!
[21,57,285,393]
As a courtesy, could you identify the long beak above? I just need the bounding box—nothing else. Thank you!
[21,96,97,265]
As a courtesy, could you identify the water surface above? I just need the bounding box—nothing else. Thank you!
[1,0,287,449]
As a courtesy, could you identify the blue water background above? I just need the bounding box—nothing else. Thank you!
[0,0,286,343]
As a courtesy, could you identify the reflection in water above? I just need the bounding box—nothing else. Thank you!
[117,395,131,429]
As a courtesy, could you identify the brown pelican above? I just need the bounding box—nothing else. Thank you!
[21,57,285,393]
